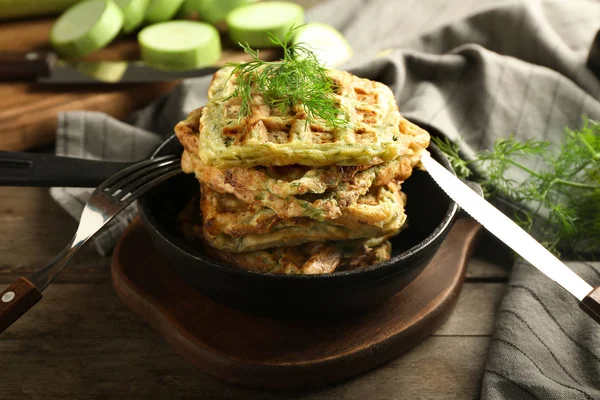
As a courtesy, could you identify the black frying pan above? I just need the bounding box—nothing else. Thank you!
[1,137,463,318]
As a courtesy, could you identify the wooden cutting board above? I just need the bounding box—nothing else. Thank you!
[111,217,483,389]
[0,18,276,151]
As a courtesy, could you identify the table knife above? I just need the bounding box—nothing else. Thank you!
[0,51,219,83]
[420,151,600,324]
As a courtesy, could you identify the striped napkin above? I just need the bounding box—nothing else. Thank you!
[51,0,600,397]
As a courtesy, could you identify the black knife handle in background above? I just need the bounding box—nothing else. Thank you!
[0,51,56,81]
[0,151,134,187]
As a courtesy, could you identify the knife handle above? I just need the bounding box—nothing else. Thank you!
[580,287,600,325]
[0,151,135,187]
[0,51,56,82]
[0,278,42,334]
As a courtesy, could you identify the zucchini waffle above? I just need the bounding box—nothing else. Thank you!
[195,66,429,168]
[178,195,392,274]
[199,182,406,252]
[174,65,430,274]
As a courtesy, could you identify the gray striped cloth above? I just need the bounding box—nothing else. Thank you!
[51,0,600,397]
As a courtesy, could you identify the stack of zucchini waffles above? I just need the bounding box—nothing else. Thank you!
[175,66,430,274]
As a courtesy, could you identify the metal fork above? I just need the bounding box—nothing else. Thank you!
[0,154,181,333]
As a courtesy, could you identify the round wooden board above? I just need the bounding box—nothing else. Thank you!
[111,218,482,390]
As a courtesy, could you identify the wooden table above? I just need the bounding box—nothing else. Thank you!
[0,0,514,396]
[0,186,511,399]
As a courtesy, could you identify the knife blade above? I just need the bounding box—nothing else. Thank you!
[421,151,600,323]
[0,50,219,83]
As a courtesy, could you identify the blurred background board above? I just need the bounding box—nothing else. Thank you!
[0,14,284,151]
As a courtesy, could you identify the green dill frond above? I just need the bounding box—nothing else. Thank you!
[433,116,600,257]
[430,136,472,179]
[225,25,348,129]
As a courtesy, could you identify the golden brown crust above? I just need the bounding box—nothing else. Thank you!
[177,196,391,275]
[198,181,406,253]
[176,107,416,221]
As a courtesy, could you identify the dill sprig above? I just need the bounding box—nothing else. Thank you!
[433,116,600,257]
[225,26,348,128]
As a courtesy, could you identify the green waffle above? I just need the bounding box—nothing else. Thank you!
[192,66,430,168]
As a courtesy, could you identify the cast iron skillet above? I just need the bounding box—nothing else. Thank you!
[0,136,462,317]
[136,135,461,318]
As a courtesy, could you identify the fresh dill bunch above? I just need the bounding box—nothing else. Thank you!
[432,116,600,257]
[433,136,472,179]
[225,25,348,128]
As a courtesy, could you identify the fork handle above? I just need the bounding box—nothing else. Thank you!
[0,151,135,187]
[0,278,42,334]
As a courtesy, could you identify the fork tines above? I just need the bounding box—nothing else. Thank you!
[99,155,180,201]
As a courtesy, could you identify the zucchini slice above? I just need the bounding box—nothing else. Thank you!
[138,20,221,69]
[144,0,185,24]
[114,0,150,33]
[50,0,124,58]
[226,1,304,48]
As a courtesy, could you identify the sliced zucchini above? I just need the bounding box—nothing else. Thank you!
[138,20,221,69]
[50,0,124,58]
[114,0,150,33]
[74,61,128,82]
[144,0,185,24]
[226,1,304,48]
[177,0,202,19]
[293,23,353,67]
[199,0,257,24]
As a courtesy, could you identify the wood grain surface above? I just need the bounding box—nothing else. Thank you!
[0,185,512,399]
[109,218,482,389]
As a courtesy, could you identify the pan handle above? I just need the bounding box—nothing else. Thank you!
[0,151,135,187]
